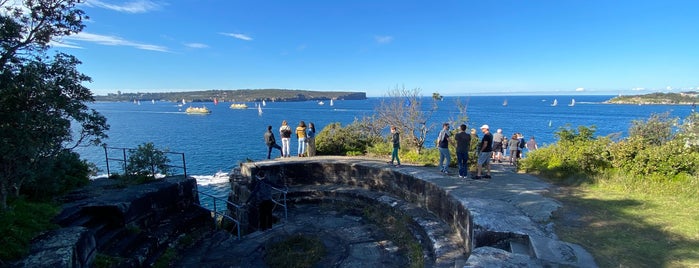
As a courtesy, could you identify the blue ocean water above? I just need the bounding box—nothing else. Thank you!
[75,95,693,204]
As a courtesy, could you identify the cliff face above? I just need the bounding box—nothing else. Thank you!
[95,89,367,102]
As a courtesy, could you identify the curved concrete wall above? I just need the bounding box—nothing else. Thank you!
[241,158,473,258]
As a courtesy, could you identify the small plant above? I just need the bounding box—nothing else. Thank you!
[265,234,326,268]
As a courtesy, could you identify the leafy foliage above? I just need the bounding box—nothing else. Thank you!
[125,143,171,180]
[315,118,382,156]
[628,112,677,146]
[22,150,91,200]
[0,0,109,210]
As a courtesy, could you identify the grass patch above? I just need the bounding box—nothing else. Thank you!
[0,198,60,261]
[363,206,424,268]
[550,173,699,268]
[265,234,326,268]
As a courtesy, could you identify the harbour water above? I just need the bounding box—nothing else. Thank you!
[75,95,694,204]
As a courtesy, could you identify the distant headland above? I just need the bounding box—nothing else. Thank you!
[94,89,367,102]
[606,91,698,105]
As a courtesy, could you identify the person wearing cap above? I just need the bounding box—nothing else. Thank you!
[475,124,493,179]
[437,122,452,174]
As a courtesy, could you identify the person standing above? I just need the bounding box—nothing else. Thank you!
[389,126,401,167]
[475,124,493,179]
[526,136,538,153]
[279,120,292,157]
[437,123,452,174]
[264,125,283,159]
[517,133,526,159]
[508,133,520,166]
[492,129,504,163]
[306,122,317,157]
[296,121,307,157]
[454,124,471,179]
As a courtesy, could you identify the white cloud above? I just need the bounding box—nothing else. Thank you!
[83,0,162,13]
[631,87,645,91]
[49,40,84,49]
[220,33,253,41]
[375,35,394,44]
[575,87,585,92]
[185,43,209,49]
[63,32,169,52]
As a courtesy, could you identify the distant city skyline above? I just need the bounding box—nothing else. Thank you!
[43,1,699,97]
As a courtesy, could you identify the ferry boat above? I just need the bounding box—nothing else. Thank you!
[229,103,248,109]
[185,106,211,114]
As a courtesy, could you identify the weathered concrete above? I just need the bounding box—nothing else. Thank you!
[240,156,597,267]
[18,176,213,267]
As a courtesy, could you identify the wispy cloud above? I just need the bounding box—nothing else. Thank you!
[375,35,394,44]
[63,32,169,52]
[83,0,162,13]
[50,40,84,49]
[220,33,253,41]
[184,43,209,49]
[575,87,585,92]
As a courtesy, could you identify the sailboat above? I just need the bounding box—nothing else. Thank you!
[330,99,334,106]
[262,100,266,106]
[551,99,558,106]
[214,98,218,105]
[548,120,552,127]
[257,103,263,116]
[568,99,575,107]
[502,99,508,106]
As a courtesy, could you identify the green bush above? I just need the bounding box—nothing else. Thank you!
[126,142,170,180]
[22,150,91,201]
[316,121,382,156]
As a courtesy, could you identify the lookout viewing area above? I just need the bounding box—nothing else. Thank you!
[18,156,596,267]
[189,156,597,267]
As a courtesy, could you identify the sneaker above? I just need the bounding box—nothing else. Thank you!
[483,175,492,179]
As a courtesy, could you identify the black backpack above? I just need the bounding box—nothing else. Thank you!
[518,139,526,149]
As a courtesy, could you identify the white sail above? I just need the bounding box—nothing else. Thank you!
[551,99,558,106]
[330,99,334,106]
[258,103,263,116]
[262,100,266,106]
[569,99,575,106]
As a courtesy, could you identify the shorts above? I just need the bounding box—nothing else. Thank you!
[493,142,503,152]
[477,152,491,166]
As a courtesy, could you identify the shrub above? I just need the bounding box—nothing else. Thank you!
[316,120,383,156]
[125,142,170,180]
[0,198,59,261]
[22,150,91,201]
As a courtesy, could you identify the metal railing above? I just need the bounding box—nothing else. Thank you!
[103,145,187,177]
[197,191,243,240]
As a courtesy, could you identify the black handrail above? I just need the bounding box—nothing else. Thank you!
[103,145,187,177]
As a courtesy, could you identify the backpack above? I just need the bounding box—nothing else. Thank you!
[518,138,526,149]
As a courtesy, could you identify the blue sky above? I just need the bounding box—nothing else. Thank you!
[50,0,699,97]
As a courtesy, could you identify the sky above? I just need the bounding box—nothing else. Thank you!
[44,0,699,97]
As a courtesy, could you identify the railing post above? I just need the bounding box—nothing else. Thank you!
[104,145,110,176]
[182,153,187,178]
[122,148,127,174]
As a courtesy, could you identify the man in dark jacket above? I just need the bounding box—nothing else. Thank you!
[264,125,283,159]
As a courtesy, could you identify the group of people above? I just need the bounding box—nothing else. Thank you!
[492,129,538,166]
[395,123,538,180]
[264,120,317,159]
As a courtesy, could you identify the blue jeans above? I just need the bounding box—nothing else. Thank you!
[438,147,451,171]
[456,151,468,177]
[298,138,306,156]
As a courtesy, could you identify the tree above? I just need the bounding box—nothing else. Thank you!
[126,143,170,180]
[375,86,438,154]
[0,0,108,210]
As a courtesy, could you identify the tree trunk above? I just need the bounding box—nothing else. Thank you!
[0,182,7,211]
